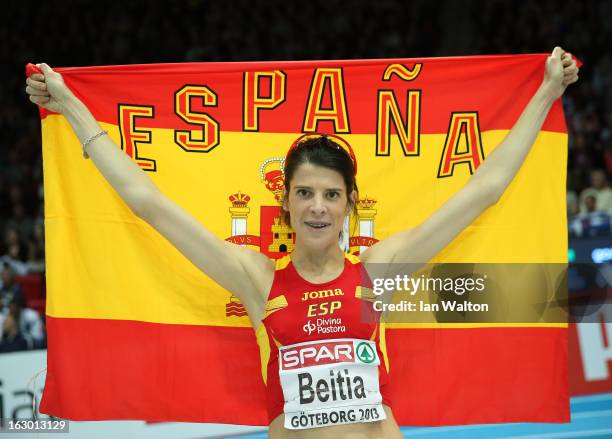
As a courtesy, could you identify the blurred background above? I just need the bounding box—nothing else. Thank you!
[1,0,611,437]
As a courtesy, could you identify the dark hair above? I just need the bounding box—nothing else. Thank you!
[283,135,358,225]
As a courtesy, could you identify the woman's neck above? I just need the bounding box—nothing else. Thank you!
[290,245,345,282]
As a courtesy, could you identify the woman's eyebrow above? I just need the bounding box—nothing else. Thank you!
[293,185,344,191]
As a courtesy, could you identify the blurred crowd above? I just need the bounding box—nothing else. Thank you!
[1,0,611,351]
[470,0,612,237]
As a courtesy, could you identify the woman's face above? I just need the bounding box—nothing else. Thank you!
[284,163,354,250]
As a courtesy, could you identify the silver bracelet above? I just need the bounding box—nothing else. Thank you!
[82,130,108,159]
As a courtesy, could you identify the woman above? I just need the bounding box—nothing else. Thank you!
[25,47,578,438]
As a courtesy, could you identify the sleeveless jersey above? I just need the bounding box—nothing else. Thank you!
[255,253,393,428]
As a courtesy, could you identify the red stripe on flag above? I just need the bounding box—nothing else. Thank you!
[386,327,569,425]
[43,55,567,134]
[41,316,569,425]
[41,316,268,424]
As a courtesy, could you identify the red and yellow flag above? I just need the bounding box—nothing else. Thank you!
[39,55,569,425]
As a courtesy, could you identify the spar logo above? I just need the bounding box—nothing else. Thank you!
[356,342,376,364]
[280,341,356,371]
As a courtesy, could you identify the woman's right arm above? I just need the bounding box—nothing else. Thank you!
[26,64,273,323]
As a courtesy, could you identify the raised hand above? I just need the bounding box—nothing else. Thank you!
[25,63,74,114]
[542,46,580,100]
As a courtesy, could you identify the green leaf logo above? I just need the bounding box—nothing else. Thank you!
[356,342,376,364]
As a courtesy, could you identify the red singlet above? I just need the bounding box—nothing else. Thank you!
[255,253,393,424]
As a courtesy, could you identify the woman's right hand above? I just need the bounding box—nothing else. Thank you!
[25,63,74,114]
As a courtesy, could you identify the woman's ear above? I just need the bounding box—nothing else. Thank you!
[282,190,289,211]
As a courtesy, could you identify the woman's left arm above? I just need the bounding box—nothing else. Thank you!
[362,46,579,265]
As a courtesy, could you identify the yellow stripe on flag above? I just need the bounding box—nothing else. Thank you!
[44,116,566,325]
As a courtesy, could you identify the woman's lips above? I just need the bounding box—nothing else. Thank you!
[304,221,331,229]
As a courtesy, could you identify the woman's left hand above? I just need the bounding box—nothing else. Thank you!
[542,46,580,100]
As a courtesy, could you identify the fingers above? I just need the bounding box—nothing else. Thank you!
[37,63,53,74]
[564,62,579,75]
[26,77,47,91]
[25,66,48,101]
[547,46,580,89]
[563,75,579,86]
[563,65,579,85]
[563,69,579,84]
[553,48,579,85]
[551,46,564,59]
[29,95,50,105]
[563,56,579,82]
[25,75,49,101]
[26,86,49,97]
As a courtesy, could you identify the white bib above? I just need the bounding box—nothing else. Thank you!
[278,338,386,429]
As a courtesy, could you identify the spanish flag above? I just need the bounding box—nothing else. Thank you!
[38,55,569,425]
